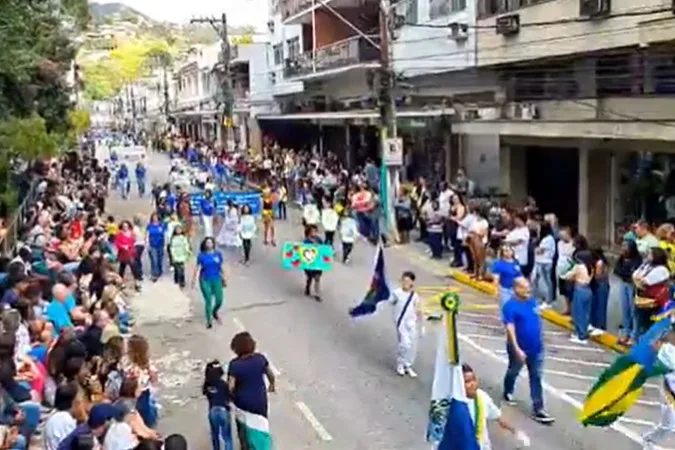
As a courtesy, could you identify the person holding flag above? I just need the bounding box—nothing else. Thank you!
[390,271,422,377]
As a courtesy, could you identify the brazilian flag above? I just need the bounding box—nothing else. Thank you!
[580,315,673,427]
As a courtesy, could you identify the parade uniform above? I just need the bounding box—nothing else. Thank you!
[644,342,675,448]
[390,287,420,374]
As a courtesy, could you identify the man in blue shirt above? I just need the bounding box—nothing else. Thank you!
[117,163,130,199]
[502,277,554,424]
[46,284,74,333]
[135,162,146,197]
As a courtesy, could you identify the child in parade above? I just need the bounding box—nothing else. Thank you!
[303,225,323,301]
[462,364,531,449]
[390,271,422,377]
[239,205,257,266]
[170,224,192,288]
[261,187,276,246]
[339,207,357,264]
[303,199,320,230]
[321,199,339,246]
[202,360,233,450]
[201,190,217,238]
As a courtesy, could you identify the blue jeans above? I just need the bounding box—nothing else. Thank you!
[427,231,443,259]
[136,389,158,428]
[11,435,25,450]
[148,246,164,279]
[137,179,146,197]
[533,262,554,304]
[119,178,130,199]
[134,244,145,280]
[572,284,593,340]
[619,281,636,339]
[499,286,513,312]
[503,343,544,412]
[208,406,233,450]
[591,280,610,330]
[18,401,40,439]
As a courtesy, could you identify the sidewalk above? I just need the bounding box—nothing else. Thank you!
[397,239,629,353]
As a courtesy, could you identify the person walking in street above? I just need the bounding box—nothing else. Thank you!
[502,277,555,424]
[201,190,217,238]
[614,239,642,346]
[202,360,233,450]
[277,182,288,220]
[135,161,146,198]
[239,205,256,266]
[390,271,421,378]
[216,202,242,254]
[491,244,521,311]
[228,332,275,450]
[170,224,191,289]
[132,215,145,286]
[339,207,357,264]
[321,199,339,247]
[261,186,276,246]
[303,225,323,301]
[117,163,130,200]
[192,237,228,329]
[145,213,166,282]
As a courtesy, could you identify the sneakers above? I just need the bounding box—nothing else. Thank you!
[502,393,517,406]
[395,365,417,377]
[589,327,604,337]
[532,410,555,424]
[569,335,588,345]
[396,365,406,376]
[405,367,418,378]
[213,311,222,324]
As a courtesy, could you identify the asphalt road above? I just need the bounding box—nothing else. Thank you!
[105,150,658,450]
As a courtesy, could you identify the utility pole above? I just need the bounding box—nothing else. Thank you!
[191,14,233,150]
[378,0,399,241]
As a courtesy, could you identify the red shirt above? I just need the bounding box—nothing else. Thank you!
[70,220,83,240]
[115,231,136,262]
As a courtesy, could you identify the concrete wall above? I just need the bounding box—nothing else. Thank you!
[499,145,527,200]
[476,0,675,67]
[393,0,477,77]
[460,134,501,192]
[268,13,305,96]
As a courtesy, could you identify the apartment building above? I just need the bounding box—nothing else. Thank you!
[443,0,675,245]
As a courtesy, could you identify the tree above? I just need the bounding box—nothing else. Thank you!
[0,115,59,160]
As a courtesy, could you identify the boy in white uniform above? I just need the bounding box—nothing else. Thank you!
[462,364,530,450]
[644,327,675,449]
[390,271,422,377]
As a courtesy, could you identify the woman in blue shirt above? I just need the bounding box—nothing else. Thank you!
[192,237,228,329]
[145,213,166,281]
[491,244,521,310]
[201,191,217,239]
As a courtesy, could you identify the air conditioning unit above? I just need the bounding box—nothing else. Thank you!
[267,20,275,33]
[516,103,539,120]
[496,14,520,36]
[448,23,469,41]
[580,0,610,17]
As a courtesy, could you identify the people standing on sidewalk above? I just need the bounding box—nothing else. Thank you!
[192,237,228,329]
[614,240,642,346]
[555,227,575,316]
[560,249,594,344]
[501,277,555,424]
[449,194,466,267]
[394,189,413,244]
[504,212,531,277]
[533,222,555,308]
[169,225,191,289]
[145,213,166,282]
[491,244,521,311]
[276,182,288,221]
[633,247,671,337]
[239,205,256,266]
[426,200,445,260]
[114,221,137,284]
[340,207,357,264]
[321,200,339,247]
[132,215,145,285]
[590,247,610,335]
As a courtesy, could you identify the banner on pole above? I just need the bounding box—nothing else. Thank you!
[189,191,261,216]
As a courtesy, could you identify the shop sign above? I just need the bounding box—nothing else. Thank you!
[383,138,403,166]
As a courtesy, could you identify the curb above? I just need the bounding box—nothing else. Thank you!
[447,269,628,354]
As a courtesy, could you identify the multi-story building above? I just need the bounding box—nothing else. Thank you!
[449,0,675,244]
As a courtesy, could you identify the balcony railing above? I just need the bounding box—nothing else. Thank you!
[284,35,380,79]
[280,0,312,20]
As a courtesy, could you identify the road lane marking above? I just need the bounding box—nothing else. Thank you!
[458,333,653,448]
[232,317,246,332]
[459,321,567,336]
[563,389,660,407]
[493,351,611,368]
[618,417,658,427]
[295,401,333,441]
[461,333,608,353]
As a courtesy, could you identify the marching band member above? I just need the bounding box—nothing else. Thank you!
[321,199,339,247]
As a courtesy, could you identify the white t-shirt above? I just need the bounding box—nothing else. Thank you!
[340,218,358,243]
[303,204,320,225]
[555,240,575,277]
[458,213,476,241]
[390,287,419,329]
[321,209,339,232]
[470,218,489,245]
[104,420,138,450]
[535,235,556,265]
[44,411,77,450]
[505,226,530,266]
[239,215,257,240]
[635,264,670,286]
[470,389,502,450]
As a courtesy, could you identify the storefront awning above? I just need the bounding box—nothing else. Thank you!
[257,108,454,121]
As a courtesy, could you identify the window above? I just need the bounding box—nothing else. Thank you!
[273,44,283,66]
[404,0,418,23]
[429,0,450,19]
[478,0,549,17]
[287,37,300,60]
[451,0,466,11]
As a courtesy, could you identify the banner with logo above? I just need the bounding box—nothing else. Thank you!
[189,191,261,216]
[281,242,334,272]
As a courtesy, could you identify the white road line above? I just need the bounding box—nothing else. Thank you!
[295,401,333,441]
[232,317,246,332]
[458,320,567,336]
[458,334,651,448]
[494,351,611,368]
[563,389,660,407]
[461,333,608,353]
[460,312,499,320]
[618,417,658,427]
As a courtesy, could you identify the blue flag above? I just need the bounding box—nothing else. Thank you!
[349,245,390,317]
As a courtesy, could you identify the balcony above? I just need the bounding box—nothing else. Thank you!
[280,0,370,23]
[284,35,380,80]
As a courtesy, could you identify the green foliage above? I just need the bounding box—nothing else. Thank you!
[0,115,59,160]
